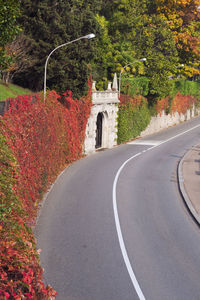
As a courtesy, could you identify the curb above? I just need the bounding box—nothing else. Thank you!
[178,148,200,226]
[35,164,70,228]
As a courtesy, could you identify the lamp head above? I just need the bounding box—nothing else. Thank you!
[140,58,147,62]
[85,33,95,39]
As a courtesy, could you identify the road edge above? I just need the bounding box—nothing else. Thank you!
[178,147,200,226]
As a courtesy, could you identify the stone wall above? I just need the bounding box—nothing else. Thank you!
[84,76,200,152]
[141,105,198,137]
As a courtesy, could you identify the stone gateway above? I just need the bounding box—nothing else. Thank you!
[84,78,120,154]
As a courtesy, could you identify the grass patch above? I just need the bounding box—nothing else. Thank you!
[0,81,33,101]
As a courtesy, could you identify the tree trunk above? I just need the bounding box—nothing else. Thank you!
[2,72,10,85]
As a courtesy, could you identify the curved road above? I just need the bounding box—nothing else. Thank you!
[35,115,200,300]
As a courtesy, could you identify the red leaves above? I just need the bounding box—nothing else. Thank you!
[156,97,169,115]
[119,94,148,108]
[2,89,92,217]
[171,92,195,114]
[0,81,92,298]
[2,291,10,299]
[154,93,195,115]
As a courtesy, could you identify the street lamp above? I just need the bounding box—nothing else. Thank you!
[43,33,95,101]
[118,58,147,97]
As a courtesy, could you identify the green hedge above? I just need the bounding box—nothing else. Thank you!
[170,80,200,98]
[117,98,151,144]
[120,77,200,100]
[121,77,150,97]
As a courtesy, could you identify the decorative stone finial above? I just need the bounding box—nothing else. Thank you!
[92,81,96,91]
[112,73,118,91]
[107,81,112,91]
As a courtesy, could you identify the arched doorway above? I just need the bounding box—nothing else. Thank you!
[95,112,103,149]
[84,85,119,154]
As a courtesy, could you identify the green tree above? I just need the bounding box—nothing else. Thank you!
[135,14,179,99]
[0,0,21,71]
[98,0,179,99]
[91,0,147,88]
[92,14,115,89]
[99,0,146,71]
[14,0,101,97]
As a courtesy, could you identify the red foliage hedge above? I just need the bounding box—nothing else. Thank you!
[155,97,169,115]
[0,79,92,298]
[171,92,196,115]
[155,92,196,115]
[119,94,147,106]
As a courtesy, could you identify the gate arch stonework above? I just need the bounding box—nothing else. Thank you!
[84,81,119,154]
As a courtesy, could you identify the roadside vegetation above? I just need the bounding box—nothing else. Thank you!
[117,89,199,144]
[0,81,32,101]
[0,79,92,298]
[1,0,200,100]
[1,0,200,298]
[118,78,200,143]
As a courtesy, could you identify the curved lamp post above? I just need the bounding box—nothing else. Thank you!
[119,58,147,97]
[44,33,95,101]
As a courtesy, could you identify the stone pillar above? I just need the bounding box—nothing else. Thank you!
[107,82,112,90]
[92,81,96,91]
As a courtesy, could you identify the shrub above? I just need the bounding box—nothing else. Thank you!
[155,97,169,115]
[170,80,200,98]
[0,131,57,299]
[118,95,151,144]
[121,77,150,97]
[0,77,92,298]
[171,92,196,115]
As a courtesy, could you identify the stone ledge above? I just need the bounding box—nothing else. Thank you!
[92,91,120,105]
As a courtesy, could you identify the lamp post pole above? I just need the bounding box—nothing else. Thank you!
[44,33,95,101]
[118,58,147,97]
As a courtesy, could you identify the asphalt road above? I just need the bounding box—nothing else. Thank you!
[35,115,200,300]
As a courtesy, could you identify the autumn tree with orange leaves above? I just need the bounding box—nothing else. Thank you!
[153,0,200,77]
[99,0,200,98]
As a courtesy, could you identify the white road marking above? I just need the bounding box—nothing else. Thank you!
[128,140,162,146]
[112,123,200,300]
[113,152,146,300]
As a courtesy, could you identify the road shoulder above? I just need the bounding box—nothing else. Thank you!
[178,144,200,225]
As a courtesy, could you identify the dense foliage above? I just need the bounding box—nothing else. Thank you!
[96,0,200,98]
[0,0,21,70]
[118,89,198,144]
[170,79,200,98]
[121,77,150,96]
[171,93,196,115]
[120,77,200,99]
[0,125,57,299]
[98,0,179,98]
[155,93,196,116]
[1,0,199,101]
[0,79,92,298]
[153,0,200,78]
[1,0,200,296]
[117,95,151,143]
[12,0,101,97]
